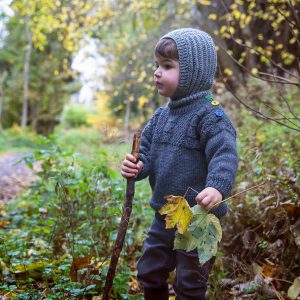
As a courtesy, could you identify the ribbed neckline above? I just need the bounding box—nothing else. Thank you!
[168,90,213,113]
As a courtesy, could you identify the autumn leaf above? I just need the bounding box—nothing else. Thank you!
[174,205,222,265]
[159,195,193,234]
[288,276,300,299]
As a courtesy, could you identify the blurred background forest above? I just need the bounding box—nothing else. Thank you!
[0,0,299,299]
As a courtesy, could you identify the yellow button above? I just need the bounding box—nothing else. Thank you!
[211,100,219,106]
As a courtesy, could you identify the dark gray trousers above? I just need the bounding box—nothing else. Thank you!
[137,213,215,300]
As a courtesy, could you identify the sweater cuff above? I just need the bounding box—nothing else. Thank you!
[135,154,150,181]
[205,176,233,198]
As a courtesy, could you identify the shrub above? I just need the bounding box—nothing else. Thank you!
[61,104,91,128]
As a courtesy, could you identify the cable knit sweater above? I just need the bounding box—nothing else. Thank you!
[136,28,238,217]
[136,94,238,217]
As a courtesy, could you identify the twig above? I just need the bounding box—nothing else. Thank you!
[183,186,199,199]
[208,181,267,212]
[218,65,300,131]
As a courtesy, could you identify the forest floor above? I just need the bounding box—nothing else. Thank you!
[0,152,39,203]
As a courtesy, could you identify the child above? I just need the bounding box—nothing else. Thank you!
[121,28,238,300]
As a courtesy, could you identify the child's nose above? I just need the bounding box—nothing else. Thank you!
[154,68,161,78]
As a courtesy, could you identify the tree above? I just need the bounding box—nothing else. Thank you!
[0,0,106,133]
[92,0,194,136]
[193,0,300,131]
[0,71,7,132]
[21,13,32,130]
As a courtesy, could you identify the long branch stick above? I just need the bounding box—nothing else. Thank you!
[103,130,141,300]
[208,181,266,212]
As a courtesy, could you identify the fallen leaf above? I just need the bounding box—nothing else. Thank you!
[262,263,281,278]
[70,255,92,282]
[281,203,300,224]
[12,260,48,273]
[288,276,300,299]
[0,220,10,227]
[159,195,193,234]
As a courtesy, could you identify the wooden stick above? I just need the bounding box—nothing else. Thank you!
[103,130,141,300]
[208,181,266,213]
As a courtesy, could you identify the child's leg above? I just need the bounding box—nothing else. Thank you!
[137,213,176,299]
[173,250,215,300]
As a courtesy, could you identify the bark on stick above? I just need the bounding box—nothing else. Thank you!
[103,130,141,299]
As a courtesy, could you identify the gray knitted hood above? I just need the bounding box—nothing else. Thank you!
[162,28,217,101]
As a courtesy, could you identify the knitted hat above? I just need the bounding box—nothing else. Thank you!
[161,28,217,100]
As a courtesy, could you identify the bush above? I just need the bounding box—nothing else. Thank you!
[0,135,151,299]
[0,125,37,153]
[61,104,91,128]
[208,83,300,299]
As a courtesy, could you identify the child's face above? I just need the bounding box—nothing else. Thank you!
[154,55,179,98]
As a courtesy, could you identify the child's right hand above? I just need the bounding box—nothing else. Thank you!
[121,154,143,178]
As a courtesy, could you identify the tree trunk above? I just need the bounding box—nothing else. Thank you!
[0,71,7,132]
[192,1,244,86]
[124,99,131,142]
[21,13,32,130]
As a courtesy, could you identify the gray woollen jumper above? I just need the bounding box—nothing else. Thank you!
[136,28,238,217]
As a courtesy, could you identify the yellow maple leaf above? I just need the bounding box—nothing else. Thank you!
[159,195,193,234]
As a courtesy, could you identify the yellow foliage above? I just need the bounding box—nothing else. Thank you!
[87,93,116,131]
[159,195,193,234]
[260,56,270,63]
[220,25,227,34]
[251,68,259,75]
[228,27,235,34]
[256,134,266,143]
[13,261,48,273]
[257,34,263,41]
[233,10,241,19]
[199,0,211,5]
[138,96,148,109]
[137,70,147,83]
[11,123,22,134]
[224,68,233,76]
[208,13,217,20]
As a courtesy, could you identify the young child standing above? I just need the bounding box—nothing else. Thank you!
[121,28,238,300]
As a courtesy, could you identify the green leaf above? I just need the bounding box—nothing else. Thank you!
[173,205,222,265]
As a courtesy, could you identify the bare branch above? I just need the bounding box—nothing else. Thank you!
[215,40,300,87]
[274,4,300,50]
[273,69,300,121]
[218,65,300,132]
[260,101,299,129]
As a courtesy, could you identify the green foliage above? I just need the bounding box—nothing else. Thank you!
[61,104,91,128]
[214,90,300,297]
[0,126,37,153]
[174,205,222,265]
[95,0,193,121]
[0,134,152,298]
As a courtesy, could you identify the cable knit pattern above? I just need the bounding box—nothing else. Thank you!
[136,28,238,218]
[162,28,217,100]
[136,97,238,217]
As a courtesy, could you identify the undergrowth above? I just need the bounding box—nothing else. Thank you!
[0,135,151,299]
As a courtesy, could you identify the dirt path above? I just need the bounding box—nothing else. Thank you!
[0,152,39,202]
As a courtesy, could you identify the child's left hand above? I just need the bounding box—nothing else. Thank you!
[195,187,222,210]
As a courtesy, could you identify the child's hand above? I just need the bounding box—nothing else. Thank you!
[195,187,222,210]
[121,154,143,178]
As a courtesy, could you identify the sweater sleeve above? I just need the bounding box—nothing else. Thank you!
[199,108,238,198]
[135,107,163,181]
